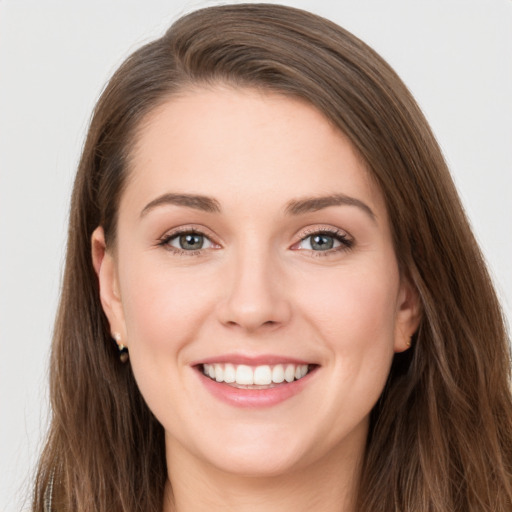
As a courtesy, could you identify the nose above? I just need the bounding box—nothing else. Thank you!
[216,244,292,333]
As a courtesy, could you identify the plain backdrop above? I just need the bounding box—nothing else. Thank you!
[1,1,511,510]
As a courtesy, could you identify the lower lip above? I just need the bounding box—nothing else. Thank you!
[196,367,317,408]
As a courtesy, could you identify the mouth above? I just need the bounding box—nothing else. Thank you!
[192,355,319,407]
[200,362,316,389]
[193,356,320,409]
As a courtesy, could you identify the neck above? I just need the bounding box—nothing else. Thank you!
[162,435,364,512]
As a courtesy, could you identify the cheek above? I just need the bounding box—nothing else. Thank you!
[117,257,217,360]
[115,259,220,428]
[298,263,400,343]
[295,261,400,392]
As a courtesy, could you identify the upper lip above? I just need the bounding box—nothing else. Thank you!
[190,353,316,367]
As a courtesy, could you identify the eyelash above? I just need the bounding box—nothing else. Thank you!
[157,227,213,257]
[295,228,354,257]
[157,226,354,257]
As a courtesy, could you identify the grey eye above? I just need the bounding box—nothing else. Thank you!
[180,233,203,250]
[310,234,335,250]
[299,233,341,251]
[168,232,214,251]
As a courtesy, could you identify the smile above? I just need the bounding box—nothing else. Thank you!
[195,359,318,408]
[202,363,310,388]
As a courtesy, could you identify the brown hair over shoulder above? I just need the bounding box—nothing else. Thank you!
[33,4,512,511]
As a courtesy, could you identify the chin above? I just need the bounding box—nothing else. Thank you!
[207,448,306,479]
[184,425,312,478]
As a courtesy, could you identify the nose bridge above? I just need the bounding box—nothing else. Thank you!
[218,234,290,331]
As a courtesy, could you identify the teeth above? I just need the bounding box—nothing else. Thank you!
[254,365,272,385]
[214,365,224,382]
[236,365,254,385]
[272,364,285,383]
[284,364,295,383]
[224,363,236,383]
[202,363,310,385]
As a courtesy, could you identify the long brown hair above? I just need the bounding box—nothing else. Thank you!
[33,4,512,511]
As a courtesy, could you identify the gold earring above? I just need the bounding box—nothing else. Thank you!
[114,332,129,363]
[405,336,412,349]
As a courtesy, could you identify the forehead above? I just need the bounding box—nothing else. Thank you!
[123,86,386,220]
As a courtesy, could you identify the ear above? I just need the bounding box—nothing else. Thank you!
[91,226,127,345]
[394,275,422,353]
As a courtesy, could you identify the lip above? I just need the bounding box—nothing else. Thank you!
[193,359,319,408]
[190,353,314,366]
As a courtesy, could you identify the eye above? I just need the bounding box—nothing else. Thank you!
[300,233,339,251]
[160,230,216,253]
[294,229,353,253]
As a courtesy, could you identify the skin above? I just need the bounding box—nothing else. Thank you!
[92,87,420,512]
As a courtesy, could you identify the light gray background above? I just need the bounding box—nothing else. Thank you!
[1,1,511,510]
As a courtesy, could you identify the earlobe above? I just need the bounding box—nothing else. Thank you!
[91,227,126,339]
[394,276,422,353]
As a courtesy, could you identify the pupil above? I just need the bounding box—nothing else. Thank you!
[311,234,333,250]
[180,233,203,250]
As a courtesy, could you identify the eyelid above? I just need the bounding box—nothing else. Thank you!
[158,224,219,241]
[156,224,353,256]
[291,225,354,253]
[295,225,352,242]
[157,225,222,254]
[168,232,215,250]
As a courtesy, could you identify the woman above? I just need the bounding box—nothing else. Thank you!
[33,3,512,511]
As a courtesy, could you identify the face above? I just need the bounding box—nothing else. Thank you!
[93,87,419,479]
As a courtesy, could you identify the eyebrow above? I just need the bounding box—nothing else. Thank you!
[140,193,221,217]
[284,194,376,221]
[140,191,375,222]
